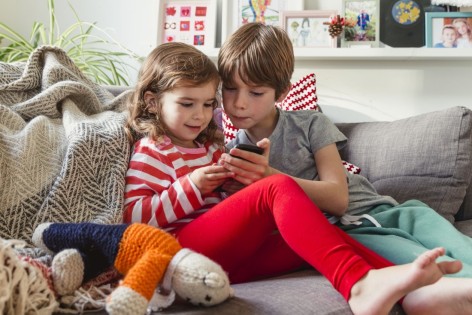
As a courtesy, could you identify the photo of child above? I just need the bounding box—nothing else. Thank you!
[429,13,472,48]
[434,24,458,48]
[342,0,379,47]
[453,18,472,48]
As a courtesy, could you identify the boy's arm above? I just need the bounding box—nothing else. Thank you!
[221,142,349,217]
[299,143,349,216]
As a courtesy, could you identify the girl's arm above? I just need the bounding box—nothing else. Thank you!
[124,148,231,227]
[124,155,203,227]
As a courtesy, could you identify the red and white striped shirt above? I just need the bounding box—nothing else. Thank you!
[124,136,224,234]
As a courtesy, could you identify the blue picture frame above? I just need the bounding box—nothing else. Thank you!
[425,12,472,48]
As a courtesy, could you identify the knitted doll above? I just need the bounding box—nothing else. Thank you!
[32,222,233,315]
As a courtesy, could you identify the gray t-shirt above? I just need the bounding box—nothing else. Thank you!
[227,109,397,222]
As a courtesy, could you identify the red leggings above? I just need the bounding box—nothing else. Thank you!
[177,174,393,300]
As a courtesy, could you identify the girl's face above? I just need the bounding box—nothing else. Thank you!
[160,81,217,148]
[455,21,468,36]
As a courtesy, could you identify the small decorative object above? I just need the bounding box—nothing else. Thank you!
[325,15,346,38]
[157,0,217,50]
[221,0,304,44]
[379,0,447,48]
[425,11,472,47]
[281,10,338,47]
[341,0,380,47]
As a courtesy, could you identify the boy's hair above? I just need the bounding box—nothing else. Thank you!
[443,24,457,35]
[218,23,294,100]
[125,42,222,145]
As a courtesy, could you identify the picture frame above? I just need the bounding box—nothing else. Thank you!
[157,0,217,50]
[425,12,472,48]
[281,11,338,48]
[341,0,380,48]
[221,0,304,45]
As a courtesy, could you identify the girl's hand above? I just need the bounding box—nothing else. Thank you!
[219,138,275,185]
[190,165,234,195]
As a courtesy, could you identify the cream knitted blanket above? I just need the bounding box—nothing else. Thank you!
[0,46,131,245]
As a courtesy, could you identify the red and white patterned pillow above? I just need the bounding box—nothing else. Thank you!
[221,73,361,175]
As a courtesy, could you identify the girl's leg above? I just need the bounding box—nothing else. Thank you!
[228,233,308,283]
[230,225,394,284]
[178,174,392,299]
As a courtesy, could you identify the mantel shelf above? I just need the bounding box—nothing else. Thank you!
[204,47,472,61]
[293,47,472,60]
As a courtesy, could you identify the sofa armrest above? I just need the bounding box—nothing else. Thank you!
[336,106,472,223]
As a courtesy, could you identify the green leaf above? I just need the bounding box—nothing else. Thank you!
[0,0,141,86]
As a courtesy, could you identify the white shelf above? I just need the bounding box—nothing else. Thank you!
[205,47,472,61]
[293,47,472,60]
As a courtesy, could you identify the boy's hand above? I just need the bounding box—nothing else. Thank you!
[219,138,274,185]
[190,165,234,195]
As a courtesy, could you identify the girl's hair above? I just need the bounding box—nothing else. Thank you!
[218,23,294,100]
[453,18,472,40]
[125,42,222,145]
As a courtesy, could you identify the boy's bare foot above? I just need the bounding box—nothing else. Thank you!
[403,277,472,315]
[348,247,462,315]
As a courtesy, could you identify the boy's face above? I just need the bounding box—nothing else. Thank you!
[222,72,279,133]
[443,28,457,45]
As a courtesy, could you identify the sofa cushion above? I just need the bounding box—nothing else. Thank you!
[336,106,472,223]
[159,269,404,315]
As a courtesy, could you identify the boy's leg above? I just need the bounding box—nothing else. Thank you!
[342,200,472,277]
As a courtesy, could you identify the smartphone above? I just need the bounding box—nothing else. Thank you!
[232,144,264,155]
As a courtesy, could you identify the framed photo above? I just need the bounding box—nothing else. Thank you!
[425,12,472,48]
[341,0,380,48]
[281,11,337,48]
[157,0,217,50]
[222,0,304,45]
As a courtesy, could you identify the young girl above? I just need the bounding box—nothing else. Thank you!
[453,18,472,48]
[217,22,472,314]
[123,42,459,315]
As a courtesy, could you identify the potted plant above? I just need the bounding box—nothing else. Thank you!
[0,0,141,85]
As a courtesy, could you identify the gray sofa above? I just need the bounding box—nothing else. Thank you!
[154,105,472,315]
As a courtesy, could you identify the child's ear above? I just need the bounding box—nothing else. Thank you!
[276,85,291,103]
[144,91,159,113]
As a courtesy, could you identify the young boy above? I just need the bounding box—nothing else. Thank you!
[217,22,472,314]
[434,24,458,48]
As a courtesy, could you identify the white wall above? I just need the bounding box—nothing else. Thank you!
[1,0,471,121]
